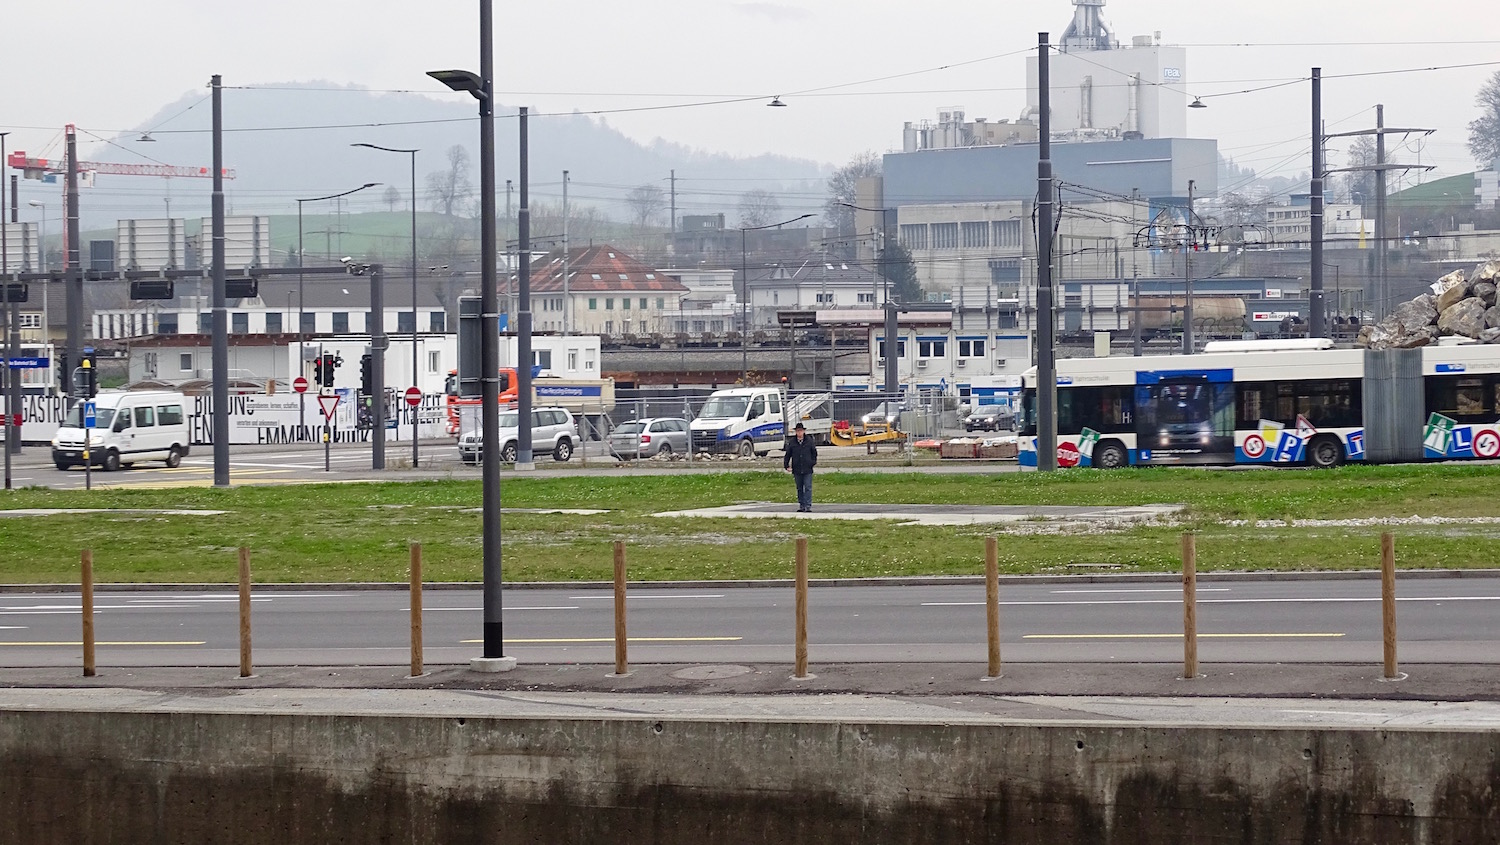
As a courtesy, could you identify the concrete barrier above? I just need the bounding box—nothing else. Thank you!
[1,707,1497,843]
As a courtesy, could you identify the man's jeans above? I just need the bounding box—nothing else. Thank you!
[794,472,813,511]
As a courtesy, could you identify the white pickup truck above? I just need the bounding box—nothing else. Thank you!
[690,387,832,457]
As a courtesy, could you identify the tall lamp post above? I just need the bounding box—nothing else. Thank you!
[352,143,421,467]
[740,213,813,382]
[297,183,379,432]
[839,202,899,396]
[429,0,513,672]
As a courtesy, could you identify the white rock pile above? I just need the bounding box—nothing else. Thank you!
[1359,260,1500,349]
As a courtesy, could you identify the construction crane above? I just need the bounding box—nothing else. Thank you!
[6,125,235,180]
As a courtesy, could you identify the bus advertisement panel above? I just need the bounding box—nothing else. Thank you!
[1132,370,1236,465]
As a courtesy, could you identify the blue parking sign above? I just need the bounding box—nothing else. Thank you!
[1273,430,1303,463]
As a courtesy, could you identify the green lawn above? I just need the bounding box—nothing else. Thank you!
[1,463,1498,584]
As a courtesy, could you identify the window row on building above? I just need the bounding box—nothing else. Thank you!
[93,309,447,340]
[900,220,1024,251]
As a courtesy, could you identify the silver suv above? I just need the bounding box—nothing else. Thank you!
[458,407,577,465]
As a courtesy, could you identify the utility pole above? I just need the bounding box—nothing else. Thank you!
[515,108,534,470]
[1183,179,1195,354]
[562,170,570,336]
[669,169,676,235]
[210,75,230,487]
[64,126,81,410]
[1310,68,1326,339]
[1323,107,1433,322]
[1035,31,1057,472]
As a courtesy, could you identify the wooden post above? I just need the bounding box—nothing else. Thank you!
[1182,532,1198,679]
[613,540,628,676]
[410,542,424,677]
[985,536,1001,678]
[238,547,252,678]
[81,550,95,678]
[1381,532,1398,679]
[794,537,809,678]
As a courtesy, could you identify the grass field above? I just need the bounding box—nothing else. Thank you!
[2,463,1499,585]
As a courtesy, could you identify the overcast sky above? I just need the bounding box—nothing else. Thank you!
[2,0,1496,200]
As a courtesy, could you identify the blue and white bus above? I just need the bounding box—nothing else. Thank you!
[1019,339,1500,468]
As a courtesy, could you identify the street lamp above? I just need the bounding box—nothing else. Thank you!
[353,143,421,468]
[741,213,813,382]
[428,6,513,672]
[296,183,378,431]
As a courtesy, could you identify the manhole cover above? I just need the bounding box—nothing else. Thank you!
[671,665,752,680]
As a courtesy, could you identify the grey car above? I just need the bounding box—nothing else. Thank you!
[609,417,690,459]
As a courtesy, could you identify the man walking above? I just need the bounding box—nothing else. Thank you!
[783,421,818,513]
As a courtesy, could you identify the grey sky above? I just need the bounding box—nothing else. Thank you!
[2,0,1495,196]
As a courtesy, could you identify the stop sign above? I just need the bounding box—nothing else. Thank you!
[292,376,309,394]
[1057,441,1081,468]
[405,386,423,406]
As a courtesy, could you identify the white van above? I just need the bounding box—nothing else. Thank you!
[51,391,192,471]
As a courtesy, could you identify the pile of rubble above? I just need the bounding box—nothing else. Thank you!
[1359,260,1500,349]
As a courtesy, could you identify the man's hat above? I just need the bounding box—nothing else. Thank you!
[794,422,806,430]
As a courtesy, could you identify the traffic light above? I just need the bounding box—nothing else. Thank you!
[56,354,69,396]
[360,353,373,396]
[322,353,337,387]
[84,354,98,398]
[313,356,325,387]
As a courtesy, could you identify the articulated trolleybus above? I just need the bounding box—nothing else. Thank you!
[1019,339,1500,469]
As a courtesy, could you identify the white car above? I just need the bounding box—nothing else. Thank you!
[458,407,577,465]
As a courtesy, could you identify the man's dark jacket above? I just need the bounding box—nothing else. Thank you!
[784,435,818,474]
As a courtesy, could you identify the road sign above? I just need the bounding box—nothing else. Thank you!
[293,376,309,394]
[3,356,48,369]
[405,386,422,407]
[318,394,340,420]
[83,401,97,429]
[319,386,335,398]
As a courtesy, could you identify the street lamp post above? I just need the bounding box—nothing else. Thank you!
[296,183,379,435]
[430,0,514,672]
[740,213,813,382]
[353,143,421,467]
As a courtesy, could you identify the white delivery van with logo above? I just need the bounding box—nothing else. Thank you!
[51,391,192,471]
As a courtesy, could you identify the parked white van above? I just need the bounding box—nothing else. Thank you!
[51,391,192,471]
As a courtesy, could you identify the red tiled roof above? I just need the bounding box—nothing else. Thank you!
[509,245,689,293]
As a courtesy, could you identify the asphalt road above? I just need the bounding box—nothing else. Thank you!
[2,576,1498,669]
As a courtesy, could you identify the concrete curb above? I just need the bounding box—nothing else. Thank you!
[4,568,1499,593]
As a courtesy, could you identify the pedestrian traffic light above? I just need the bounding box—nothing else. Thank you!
[360,353,373,395]
[322,353,337,387]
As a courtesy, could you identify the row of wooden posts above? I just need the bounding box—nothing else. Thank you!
[76,532,1404,681]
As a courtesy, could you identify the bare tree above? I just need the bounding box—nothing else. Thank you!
[382,184,403,213]
[425,145,472,217]
[1469,70,1500,165]
[824,152,881,237]
[626,184,667,228]
[1342,136,1377,208]
[737,189,783,228]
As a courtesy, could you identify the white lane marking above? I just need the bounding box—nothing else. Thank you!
[570,594,726,600]
[924,596,1500,607]
[1050,588,1231,594]
[0,626,24,630]
[418,606,579,611]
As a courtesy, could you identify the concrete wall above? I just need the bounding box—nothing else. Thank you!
[2,709,1497,844]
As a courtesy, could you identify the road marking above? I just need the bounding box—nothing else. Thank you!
[925,596,1500,607]
[1050,588,1230,594]
[420,606,576,612]
[0,626,23,630]
[0,641,206,646]
[461,636,743,644]
[1022,633,1345,639]
[570,594,726,600]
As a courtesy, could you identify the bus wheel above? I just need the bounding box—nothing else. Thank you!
[1094,440,1128,469]
[1307,436,1344,469]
